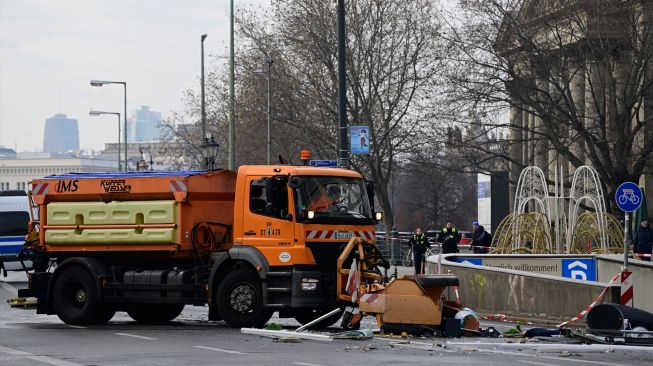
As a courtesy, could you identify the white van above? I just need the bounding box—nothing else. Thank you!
[0,190,31,275]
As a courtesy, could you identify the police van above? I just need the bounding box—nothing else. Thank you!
[0,190,31,276]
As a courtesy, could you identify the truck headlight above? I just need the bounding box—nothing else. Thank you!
[301,278,319,291]
[375,212,383,221]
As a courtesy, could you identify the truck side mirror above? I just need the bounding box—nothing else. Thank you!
[365,181,375,212]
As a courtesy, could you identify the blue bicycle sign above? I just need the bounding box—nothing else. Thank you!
[615,182,643,212]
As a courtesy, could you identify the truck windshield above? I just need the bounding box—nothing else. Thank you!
[294,176,373,224]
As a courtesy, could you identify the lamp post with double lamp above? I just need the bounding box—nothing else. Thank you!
[254,57,273,165]
[90,80,127,170]
[89,110,122,171]
[202,133,219,170]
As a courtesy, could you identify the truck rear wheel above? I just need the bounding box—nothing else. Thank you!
[126,304,185,323]
[216,268,272,328]
[52,266,101,325]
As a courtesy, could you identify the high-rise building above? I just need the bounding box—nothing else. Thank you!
[43,113,79,153]
[128,106,162,142]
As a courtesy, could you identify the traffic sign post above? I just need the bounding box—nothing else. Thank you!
[615,182,643,271]
[615,182,642,306]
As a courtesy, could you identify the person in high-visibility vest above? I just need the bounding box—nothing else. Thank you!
[438,220,461,254]
[409,227,429,274]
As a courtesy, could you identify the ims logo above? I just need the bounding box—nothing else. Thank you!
[54,179,79,193]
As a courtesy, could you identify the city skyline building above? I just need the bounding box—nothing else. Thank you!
[43,113,79,154]
[128,106,162,142]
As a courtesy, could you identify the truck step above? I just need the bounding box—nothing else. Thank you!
[8,297,38,308]
[267,287,292,293]
[267,272,292,277]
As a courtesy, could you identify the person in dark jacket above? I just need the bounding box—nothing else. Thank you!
[438,220,460,254]
[471,221,492,254]
[632,220,653,261]
[409,227,429,274]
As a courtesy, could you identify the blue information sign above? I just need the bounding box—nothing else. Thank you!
[561,258,596,281]
[615,182,643,212]
[309,160,338,167]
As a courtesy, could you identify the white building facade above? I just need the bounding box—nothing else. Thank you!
[0,158,118,192]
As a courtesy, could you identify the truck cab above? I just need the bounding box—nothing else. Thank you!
[222,166,377,326]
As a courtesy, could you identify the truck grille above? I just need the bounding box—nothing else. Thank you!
[305,241,349,272]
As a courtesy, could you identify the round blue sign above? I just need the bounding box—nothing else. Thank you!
[615,182,643,212]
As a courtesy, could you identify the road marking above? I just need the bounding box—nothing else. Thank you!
[476,348,630,366]
[114,332,156,340]
[193,346,247,355]
[65,324,87,329]
[517,360,561,366]
[294,362,326,366]
[0,346,82,366]
[0,281,18,296]
[0,345,31,355]
[26,355,83,366]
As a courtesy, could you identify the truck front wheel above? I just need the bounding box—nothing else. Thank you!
[216,268,272,328]
[52,266,101,325]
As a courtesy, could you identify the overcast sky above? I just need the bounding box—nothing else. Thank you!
[0,0,264,152]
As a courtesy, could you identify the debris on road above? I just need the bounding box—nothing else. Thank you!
[241,328,334,342]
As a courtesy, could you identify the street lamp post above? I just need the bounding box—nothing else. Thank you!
[229,0,235,170]
[201,34,208,153]
[337,0,349,169]
[89,110,121,171]
[90,80,127,170]
[254,58,273,165]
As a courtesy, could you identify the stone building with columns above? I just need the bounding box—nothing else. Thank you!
[494,0,653,214]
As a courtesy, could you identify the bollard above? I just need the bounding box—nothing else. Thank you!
[621,270,633,307]
[390,228,400,266]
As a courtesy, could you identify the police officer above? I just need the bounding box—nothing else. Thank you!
[438,220,460,254]
[409,227,429,274]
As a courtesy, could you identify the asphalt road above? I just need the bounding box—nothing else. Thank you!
[2,272,652,366]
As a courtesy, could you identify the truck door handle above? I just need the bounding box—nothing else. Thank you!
[244,231,256,236]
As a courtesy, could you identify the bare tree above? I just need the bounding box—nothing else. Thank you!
[236,0,444,233]
[441,0,653,212]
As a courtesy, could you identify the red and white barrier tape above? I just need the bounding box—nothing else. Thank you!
[635,253,652,258]
[556,272,621,328]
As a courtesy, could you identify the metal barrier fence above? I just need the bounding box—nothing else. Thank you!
[374,231,473,266]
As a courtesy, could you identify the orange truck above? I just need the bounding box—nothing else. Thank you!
[18,165,380,327]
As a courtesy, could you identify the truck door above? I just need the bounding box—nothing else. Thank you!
[242,176,294,248]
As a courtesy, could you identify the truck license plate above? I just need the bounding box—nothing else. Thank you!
[335,231,354,239]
